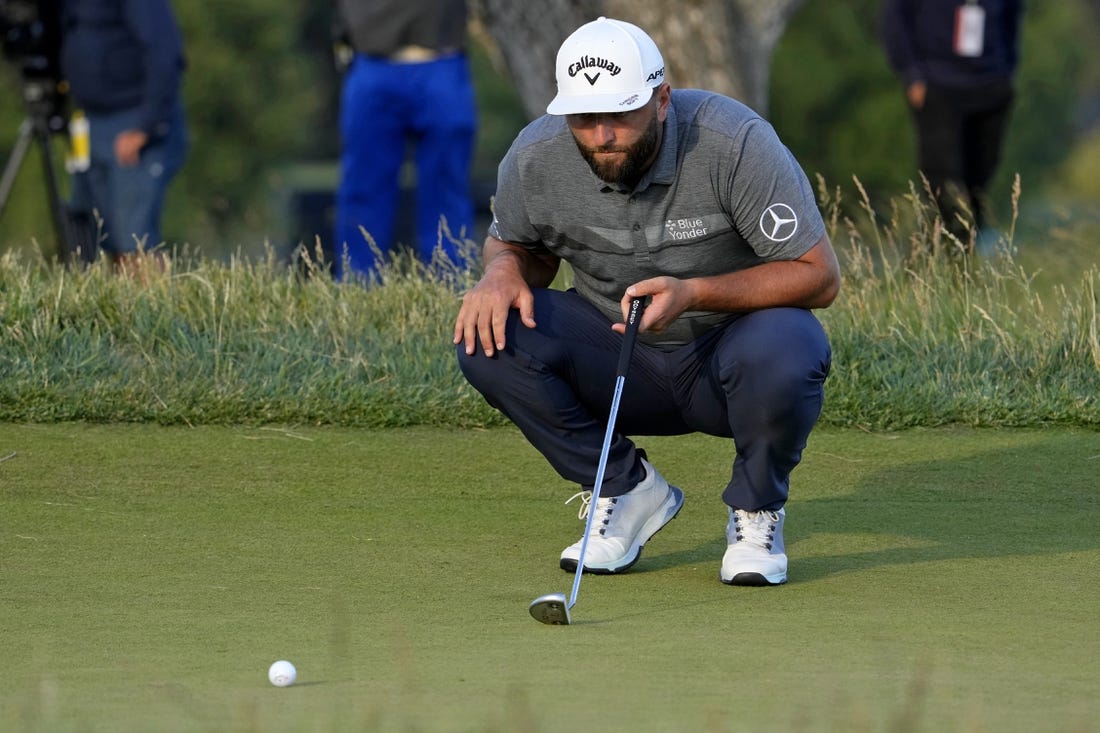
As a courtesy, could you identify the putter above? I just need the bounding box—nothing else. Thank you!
[529,296,646,626]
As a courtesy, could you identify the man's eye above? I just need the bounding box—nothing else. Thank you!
[573,112,628,124]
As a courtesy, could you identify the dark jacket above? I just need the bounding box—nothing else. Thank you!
[335,0,467,57]
[59,0,185,138]
[880,0,1023,88]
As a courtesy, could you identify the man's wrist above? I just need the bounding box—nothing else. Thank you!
[484,247,527,274]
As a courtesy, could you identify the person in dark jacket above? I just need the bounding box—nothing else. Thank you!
[880,0,1024,249]
[60,0,188,271]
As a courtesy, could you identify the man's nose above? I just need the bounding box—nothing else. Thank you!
[592,117,616,146]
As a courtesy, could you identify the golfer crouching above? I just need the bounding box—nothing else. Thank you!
[453,17,840,586]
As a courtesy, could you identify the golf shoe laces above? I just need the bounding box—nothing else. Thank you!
[731,509,779,550]
[565,490,592,519]
[565,491,617,535]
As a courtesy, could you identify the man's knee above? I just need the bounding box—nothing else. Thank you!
[456,341,501,392]
[717,308,831,388]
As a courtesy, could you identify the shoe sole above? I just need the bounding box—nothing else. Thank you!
[560,485,684,575]
[720,571,787,587]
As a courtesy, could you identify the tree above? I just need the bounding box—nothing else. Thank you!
[166,0,329,252]
[473,0,805,118]
[472,0,597,120]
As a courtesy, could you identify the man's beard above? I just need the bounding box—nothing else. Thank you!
[575,112,661,188]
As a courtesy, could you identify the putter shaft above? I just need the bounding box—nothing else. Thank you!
[531,297,645,625]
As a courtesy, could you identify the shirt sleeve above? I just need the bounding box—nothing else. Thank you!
[1004,0,1024,72]
[486,140,550,255]
[879,0,923,85]
[726,119,826,261]
[124,0,185,139]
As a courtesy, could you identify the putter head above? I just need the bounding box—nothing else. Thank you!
[529,593,571,625]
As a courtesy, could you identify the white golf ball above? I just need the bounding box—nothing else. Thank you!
[268,660,297,687]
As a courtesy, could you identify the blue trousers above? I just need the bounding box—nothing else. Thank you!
[456,289,832,511]
[71,104,188,256]
[335,53,476,280]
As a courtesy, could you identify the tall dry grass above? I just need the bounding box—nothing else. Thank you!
[1,180,1097,428]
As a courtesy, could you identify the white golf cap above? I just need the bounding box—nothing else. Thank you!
[546,17,666,115]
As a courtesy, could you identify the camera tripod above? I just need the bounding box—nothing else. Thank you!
[0,109,88,264]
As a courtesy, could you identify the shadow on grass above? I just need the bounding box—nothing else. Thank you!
[790,433,1099,583]
[626,431,1099,582]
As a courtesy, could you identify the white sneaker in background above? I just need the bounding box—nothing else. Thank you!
[720,507,787,586]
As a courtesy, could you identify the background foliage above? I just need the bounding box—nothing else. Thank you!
[771,0,1099,220]
[0,0,1097,262]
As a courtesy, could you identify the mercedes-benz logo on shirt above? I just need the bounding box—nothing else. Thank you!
[759,203,798,242]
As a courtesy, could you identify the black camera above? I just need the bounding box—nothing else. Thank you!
[0,0,67,132]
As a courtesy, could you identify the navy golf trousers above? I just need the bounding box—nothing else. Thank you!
[456,288,832,511]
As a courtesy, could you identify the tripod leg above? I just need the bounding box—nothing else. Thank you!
[33,122,74,265]
[0,118,82,265]
[0,119,34,220]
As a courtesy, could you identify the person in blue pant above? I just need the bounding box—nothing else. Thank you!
[454,18,840,587]
[59,0,189,272]
[333,0,477,281]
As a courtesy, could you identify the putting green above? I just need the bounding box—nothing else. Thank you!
[2,424,1097,731]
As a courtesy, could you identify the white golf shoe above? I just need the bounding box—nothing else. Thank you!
[560,459,684,574]
[720,507,788,586]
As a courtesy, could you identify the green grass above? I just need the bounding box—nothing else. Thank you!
[3,423,1097,732]
[1,180,1097,730]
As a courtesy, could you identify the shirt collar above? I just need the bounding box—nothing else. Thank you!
[645,99,679,189]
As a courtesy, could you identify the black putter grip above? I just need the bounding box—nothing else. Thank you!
[615,297,646,377]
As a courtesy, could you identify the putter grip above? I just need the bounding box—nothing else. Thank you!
[616,297,646,377]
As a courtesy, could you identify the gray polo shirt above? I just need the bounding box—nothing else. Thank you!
[488,88,826,348]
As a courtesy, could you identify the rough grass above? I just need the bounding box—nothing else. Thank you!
[0,181,1098,429]
[0,243,500,427]
[817,175,1100,428]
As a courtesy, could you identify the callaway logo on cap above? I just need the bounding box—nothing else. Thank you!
[546,17,666,116]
